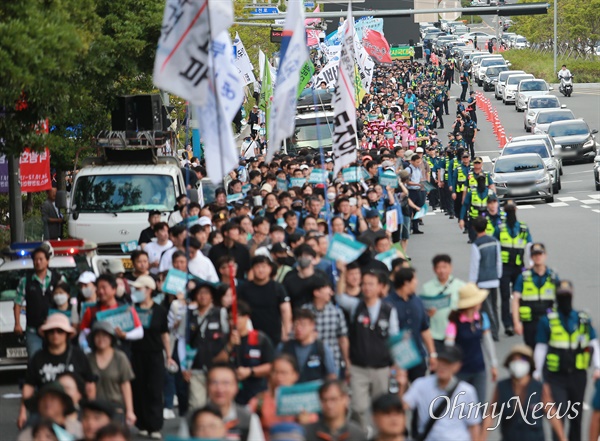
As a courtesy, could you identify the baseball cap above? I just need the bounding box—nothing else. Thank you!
[299,164,309,170]
[530,243,546,255]
[473,157,483,164]
[80,399,117,420]
[270,242,289,254]
[198,216,212,227]
[557,280,573,295]
[438,345,464,363]
[404,150,415,160]
[129,275,157,291]
[487,193,498,202]
[78,271,96,285]
[415,147,424,153]
[461,152,470,158]
[260,183,273,193]
[365,209,380,219]
[325,157,333,163]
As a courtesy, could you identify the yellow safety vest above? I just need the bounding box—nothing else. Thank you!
[518,269,557,322]
[498,222,529,266]
[468,172,490,191]
[546,310,591,373]
[469,191,488,219]
[455,166,469,192]
[485,212,504,236]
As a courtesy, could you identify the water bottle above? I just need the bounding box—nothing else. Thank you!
[388,368,399,394]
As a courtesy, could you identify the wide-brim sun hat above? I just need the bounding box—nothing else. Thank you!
[38,313,76,337]
[457,283,489,309]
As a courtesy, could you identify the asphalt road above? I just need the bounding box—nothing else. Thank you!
[0,81,598,441]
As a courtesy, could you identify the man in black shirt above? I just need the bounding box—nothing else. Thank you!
[208,223,251,279]
[138,210,161,249]
[238,256,292,346]
[282,244,328,310]
[19,314,95,430]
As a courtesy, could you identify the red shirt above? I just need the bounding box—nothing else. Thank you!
[79,301,142,330]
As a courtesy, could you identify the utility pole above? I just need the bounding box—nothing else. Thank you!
[553,0,557,73]
[8,156,24,243]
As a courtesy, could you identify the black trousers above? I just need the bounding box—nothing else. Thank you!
[546,370,587,441]
[500,265,522,329]
[523,319,540,349]
[444,98,449,115]
[469,110,478,124]
[409,188,424,232]
[132,350,165,432]
[441,184,454,215]
[434,102,444,128]
[465,139,475,158]
[480,288,499,341]
[453,193,464,221]
[445,73,453,87]
[428,181,440,209]
[460,83,469,101]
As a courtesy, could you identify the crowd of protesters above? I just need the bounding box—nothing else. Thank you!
[14,56,600,441]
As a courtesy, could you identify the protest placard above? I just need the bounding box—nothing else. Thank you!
[96,306,135,332]
[163,269,189,295]
[276,380,322,416]
[388,330,423,370]
[308,169,328,184]
[379,170,398,188]
[419,293,452,310]
[325,234,368,263]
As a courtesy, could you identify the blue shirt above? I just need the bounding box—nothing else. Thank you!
[385,292,430,358]
[535,309,597,344]
[513,267,560,294]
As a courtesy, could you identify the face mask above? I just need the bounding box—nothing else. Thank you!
[327,193,336,202]
[508,359,530,379]
[81,287,94,299]
[54,294,69,307]
[297,257,312,269]
[116,284,126,298]
[505,209,517,226]
[556,295,572,315]
[131,288,146,304]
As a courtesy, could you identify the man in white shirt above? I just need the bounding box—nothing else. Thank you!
[159,225,188,273]
[144,222,173,275]
[187,237,219,283]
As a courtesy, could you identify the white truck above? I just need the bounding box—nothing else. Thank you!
[57,145,197,254]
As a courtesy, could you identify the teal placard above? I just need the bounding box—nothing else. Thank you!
[120,240,138,253]
[242,184,252,194]
[379,170,398,188]
[388,330,423,370]
[226,193,244,203]
[343,167,361,183]
[419,293,452,310]
[276,380,322,416]
[413,203,429,220]
[163,268,189,295]
[325,233,368,264]
[308,169,328,184]
[290,177,307,187]
[375,249,397,270]
[276,177,288,191]
[96,305,135,332]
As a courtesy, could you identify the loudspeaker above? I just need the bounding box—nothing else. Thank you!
[111,94,163,131]
[414,46,423,59]
[111,96,137,131]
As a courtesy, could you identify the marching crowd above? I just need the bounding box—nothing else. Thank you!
[14,57,600,441]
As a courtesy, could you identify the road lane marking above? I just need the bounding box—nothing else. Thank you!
[582,205,591,208]
[566,170,592,175]
[558,197,578,201]
[548,202,568,207]
[580,199,600,204]
[482,156,491,163]
[518,205,535,209]
[560,180,582,184]
[593,210,600,214]
[589,195,600,199]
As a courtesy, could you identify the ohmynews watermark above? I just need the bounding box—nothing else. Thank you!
[429,391,582,431]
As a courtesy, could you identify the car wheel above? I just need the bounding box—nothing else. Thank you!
[553,182,559,194]
[596,181,600,191]
[559,167,563,176]
[558,178,562,190]
[496,94,500,100]
[524,124,529,132]
[545,195,555,203]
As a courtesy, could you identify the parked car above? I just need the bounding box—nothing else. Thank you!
[524,95,565,132]
[503,73,535,104]
[594,154,600,190]
[532,109,575,134]
[515,79,552,111]
[549,120,599,162]
[452,25,470,36]
[476,58,509,86]
[500,140,562,193]
[511,133,564,176]
[483,65,510,91]
[492,153,554,203]
[495,70,525,100]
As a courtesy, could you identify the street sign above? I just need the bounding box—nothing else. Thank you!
[250,6,279,14]
[304,1,315,7]
[270,29,283,43]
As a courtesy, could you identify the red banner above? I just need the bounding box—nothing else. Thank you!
[362,29,392,63]
[306,29,320,47]
[20,148,52,192]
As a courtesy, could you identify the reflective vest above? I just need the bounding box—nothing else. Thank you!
[546,310,591,373]
[469,191,488,219]
[468,172,491,191]
[518,269,557,322]
[485,211,504,236]
[455,165,470,192]
[498,222,529,266]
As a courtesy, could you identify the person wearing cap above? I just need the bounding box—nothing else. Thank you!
[459,67,471,101]
[445,283,499,402]
[438,147,456,218]
[302,380,366,440]
[138,210,162,249]
[424,146,441,211]
[14,246,67,359]
[19,314,96,430]
[402,345,481,441]
[249,105,260,138]
[482,344,568,441]
[406,153,426,234]
[80,399,118,441]
[78,271,97,306]
[370,393,406,441]
[128,275,173,438]
[459,176,493,243]
[466,90,478,124]
[462,113,477,159]
[481,192,504,236]
[512,243,559,348]
[451,151,471,222]
[533,281,600,441]
[467,155,494,195]
[18,382,83,441]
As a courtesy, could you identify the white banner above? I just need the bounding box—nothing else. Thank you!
[313,60,339,89]
[267,0,309,162]
[353,34,374,91]
[332,4,357,177]
[196,28,244,184]
[233,32,256,85]
[153,0,233,106]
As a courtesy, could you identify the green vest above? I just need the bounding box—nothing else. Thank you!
[518,269,557,322]
[455,165,469,192]
[469,191,488,219]
[546,310,591,373]
[498,222,529,266]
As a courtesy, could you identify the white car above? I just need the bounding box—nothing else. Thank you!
[515,79,552,112]
[476,58,508,86]
[495,70,525,100]
[532,109,576,134]
[470,53,502,78]
[524,95,565,132]
[512,36,530,49]
[503,73,534,104]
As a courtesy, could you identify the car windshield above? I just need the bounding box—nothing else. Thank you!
[548,122,589,137]
[504,144,549,158]
[481,59,505,67]
[73,174,177,213]
[529,97,559,108]
[507,75,531,85]
[537,111,574,124]
[516,37,528,43]
[498,72,522,82]
[520,81,547,91]
[487,66,508,75]
[495,156,544,173]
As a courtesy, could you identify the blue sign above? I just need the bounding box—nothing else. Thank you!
[250,6,279,14]
[304,1,315,7]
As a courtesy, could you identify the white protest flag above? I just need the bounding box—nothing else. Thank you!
[153,0,233,105]
[259,50,266,82]
[332,4,357,177]
[233,32,256,85]
[312,59,339,89]
[353,33,375,91]
[267,0,309,162]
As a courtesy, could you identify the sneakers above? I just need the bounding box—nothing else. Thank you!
[505,328,515,337]
[149,432,162,439]
[173,395,179,407]
[163,408,176,420]
[139,430,149,437]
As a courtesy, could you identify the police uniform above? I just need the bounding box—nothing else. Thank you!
[463,118,477,159]
[460,187,490,242]
[439,151,456,217]
[452,158,471,223]
[433,88,445,129]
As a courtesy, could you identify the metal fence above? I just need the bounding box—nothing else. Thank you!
[529,43,598,61]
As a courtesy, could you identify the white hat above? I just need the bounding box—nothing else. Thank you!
[198,216,212,227]
[299,164,309,170]
[415,147,425,153]
[77,271,96,285]
[129,275,157,291]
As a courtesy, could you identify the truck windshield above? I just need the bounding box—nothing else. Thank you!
[73,174,177,213]
[292,122,334,149]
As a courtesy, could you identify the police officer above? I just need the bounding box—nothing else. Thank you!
[438,147,456,219]
[534,281,600,441]
[467,156,495,195]
[459,175,491,243]
[466,90,478,124]
[433,86,445,129]
[512,243,559,348]
[454,132,467,151]
[482,193,504,236]
[496,201,532,337]
[451,151,471,226]
[463,115,478,159]
[426,145,441,210]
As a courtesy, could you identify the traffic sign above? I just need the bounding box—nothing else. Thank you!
[304,1,315,7]
[250,6,279,14]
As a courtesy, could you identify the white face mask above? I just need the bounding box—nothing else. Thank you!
[508,359,530,379]
[81,286,94,299]
[131,288,146,304]
[54,294,69,307]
